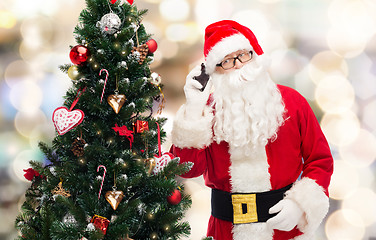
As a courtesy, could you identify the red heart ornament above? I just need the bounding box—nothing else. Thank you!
[152,152,175,175]
[111,0,133,4]
[52,107,84,135]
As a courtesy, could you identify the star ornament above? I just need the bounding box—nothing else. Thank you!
[52,181,71,198]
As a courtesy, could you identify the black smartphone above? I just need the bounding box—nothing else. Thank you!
[193,63,210,92]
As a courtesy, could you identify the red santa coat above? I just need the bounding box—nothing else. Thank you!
[171,85,333,240]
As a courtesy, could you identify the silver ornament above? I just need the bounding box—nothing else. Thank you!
[96,12,121,35]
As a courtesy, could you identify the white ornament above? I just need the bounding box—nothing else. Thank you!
[63,214,77,224]
[152,153,174,175]
[118,61,128,69]
[150,72,162,86]
[121,174,128,180]
[52,107,84,135]
[49,166,56,176]
[96,12,122,35]
[86,223,96,231]
[115,158,125,165]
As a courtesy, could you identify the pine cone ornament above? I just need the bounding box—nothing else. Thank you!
[71,137,86,157]
[132,43,149,64]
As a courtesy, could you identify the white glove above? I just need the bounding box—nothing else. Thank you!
[183,64,212,119]
[266,199,304,232]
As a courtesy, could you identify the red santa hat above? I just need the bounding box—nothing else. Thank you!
[204,20,264,74]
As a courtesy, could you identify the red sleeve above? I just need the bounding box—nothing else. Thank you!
[299,98,334,196]
[170,145,208,178]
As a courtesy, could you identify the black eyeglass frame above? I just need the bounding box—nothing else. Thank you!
[216,50,254,70]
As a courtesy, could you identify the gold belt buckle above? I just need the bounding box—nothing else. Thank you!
[232,193,258,224]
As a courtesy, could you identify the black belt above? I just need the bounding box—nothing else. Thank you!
[211,184,292,224]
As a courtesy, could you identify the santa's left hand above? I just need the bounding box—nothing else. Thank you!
[266,199,304,231]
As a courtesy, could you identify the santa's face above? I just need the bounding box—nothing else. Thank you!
[214,49,254,74]
[210,53,285,152]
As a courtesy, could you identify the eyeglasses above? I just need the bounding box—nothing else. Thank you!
[216,50,254,70]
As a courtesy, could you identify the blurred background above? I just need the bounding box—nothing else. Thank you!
[1,0,376,239]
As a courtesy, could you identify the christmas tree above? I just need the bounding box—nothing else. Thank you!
[15,0,192,239]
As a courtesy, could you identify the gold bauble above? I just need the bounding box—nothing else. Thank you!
[144,158,156,176]
[67,65,80,80]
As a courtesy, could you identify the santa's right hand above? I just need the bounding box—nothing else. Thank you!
[184,64,212,108]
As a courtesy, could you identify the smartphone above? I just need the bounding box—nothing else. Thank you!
[193,63,210,92]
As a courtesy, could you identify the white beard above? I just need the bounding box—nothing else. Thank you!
[211,55,285,156]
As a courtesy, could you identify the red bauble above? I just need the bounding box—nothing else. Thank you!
[146,39,158,53]
[70,45,90,65]
[167,189,182,205]
[90,215,110,235]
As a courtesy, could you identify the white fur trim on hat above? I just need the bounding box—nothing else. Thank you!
[284,177,329,239]
[205,34,253,75]
[171,104,214,149]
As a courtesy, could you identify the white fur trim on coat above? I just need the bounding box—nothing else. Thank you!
[233,223,273,240]
[205,34,253,75]
[284,177,329,240]
[229,144,273,240]
[229,145,272,193]
[171,104,214,149]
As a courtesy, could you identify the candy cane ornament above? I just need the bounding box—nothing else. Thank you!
[99,69,109,103]
[97,165,107,199]
[151,123,175,175]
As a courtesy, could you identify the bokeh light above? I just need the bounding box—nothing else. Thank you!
[342,188,376,226]
[10,0,60,18]
[0,132,28,168]
[19,16,54,61]
[182,179,211,239]
[11,149,43,182]
[194,0,233,32]
[158,39,179,59]
[4,60,31,88]
[327,0,376,58]
[320,110,360,147]
[14,110,48,138]
[339,129,376,168]
[326,27,367,59]
[315,74,355,114]
[308,51,348,85]
[325,209,365,240]
[9,80,43,113]
[165,22,200,44]
[0,10,17,29]
[363,99,376,133]
[232,10,271,44]
[329,160,359,200]
[159,0,190,22]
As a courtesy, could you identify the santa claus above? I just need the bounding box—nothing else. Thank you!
[170,20,333,240]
